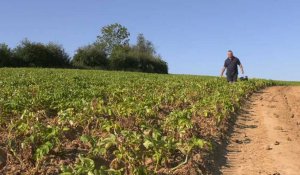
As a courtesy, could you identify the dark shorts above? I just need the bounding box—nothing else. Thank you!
[227,73,238,82]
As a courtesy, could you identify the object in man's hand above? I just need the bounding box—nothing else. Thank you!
[240,76,248,81]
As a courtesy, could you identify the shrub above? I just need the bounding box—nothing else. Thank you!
[72,44,108,69]
[0,43,12,67]
[13,39,70,67]
[110,46,168,74]
[46,43,71,67]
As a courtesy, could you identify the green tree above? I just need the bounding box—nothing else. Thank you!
[133,33,156,55]
[109,45,137,71]
[46,43,71,67]
[13,39,70,67]
[110,45,168,74]
[0,43,12,67]
[72,44,108,69]
[96,23,130,56]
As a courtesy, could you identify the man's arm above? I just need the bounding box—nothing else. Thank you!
[220,67,226,77]
[237,59,244,74]
[239,64,244,74]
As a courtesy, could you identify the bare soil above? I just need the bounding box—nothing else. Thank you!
[219,86,300,175]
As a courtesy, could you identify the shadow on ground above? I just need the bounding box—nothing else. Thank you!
[209,93,264,175]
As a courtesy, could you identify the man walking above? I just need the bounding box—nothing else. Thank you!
[220,50,244,83]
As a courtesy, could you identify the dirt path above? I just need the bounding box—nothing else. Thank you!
[220,86,300,175]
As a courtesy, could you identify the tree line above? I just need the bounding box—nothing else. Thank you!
[0,23,168,74]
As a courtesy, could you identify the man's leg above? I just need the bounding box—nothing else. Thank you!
[227,75,233,83]
[233,73,238,82]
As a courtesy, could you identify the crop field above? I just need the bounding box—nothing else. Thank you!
[0,68,276,175]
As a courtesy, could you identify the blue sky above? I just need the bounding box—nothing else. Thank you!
[1,0,299,81]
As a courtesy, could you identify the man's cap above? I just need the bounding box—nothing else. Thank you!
[228,50,233,52]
